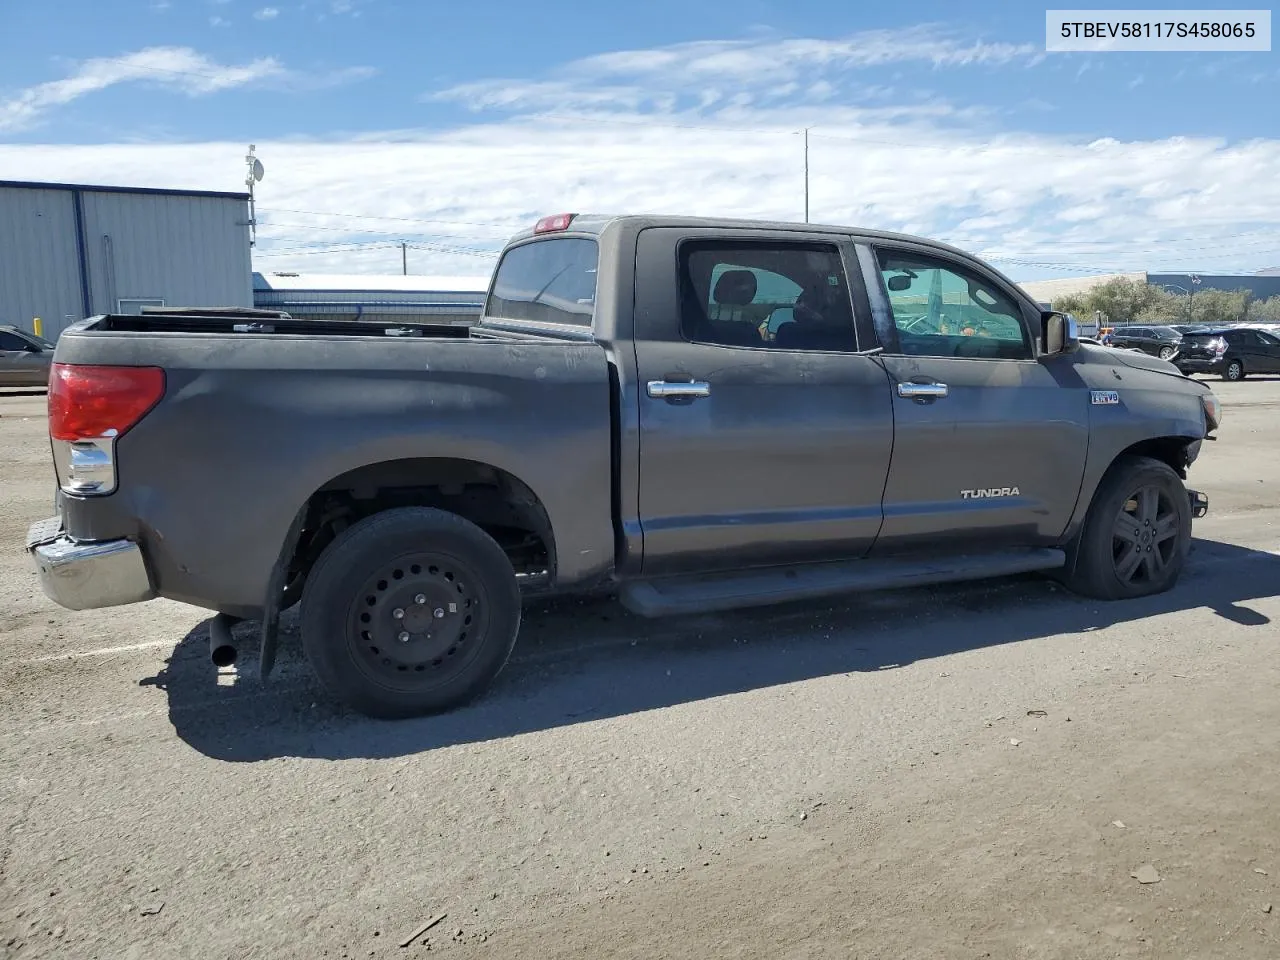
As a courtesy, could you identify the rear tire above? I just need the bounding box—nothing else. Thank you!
[300,507,521,718]
[1061,456,1191,601]
[1223,360,1244,381]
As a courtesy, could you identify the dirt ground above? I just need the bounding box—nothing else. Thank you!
[1,376,1278,960]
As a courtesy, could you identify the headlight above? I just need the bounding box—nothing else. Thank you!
[1202,391,1223,433]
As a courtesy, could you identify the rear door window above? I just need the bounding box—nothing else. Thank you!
[486,238,599,326]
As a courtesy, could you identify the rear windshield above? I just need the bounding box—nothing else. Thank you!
[486,237,599,327]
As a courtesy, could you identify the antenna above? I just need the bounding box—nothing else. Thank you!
[245,144,265,246]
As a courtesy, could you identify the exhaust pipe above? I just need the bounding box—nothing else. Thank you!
[209,612,241,667]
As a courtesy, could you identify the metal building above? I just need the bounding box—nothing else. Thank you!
[253,272,488,325]
[0,180,253,339]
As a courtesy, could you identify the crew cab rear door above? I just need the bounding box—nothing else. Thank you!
[630,227,894,576]
[857,242,1090,553]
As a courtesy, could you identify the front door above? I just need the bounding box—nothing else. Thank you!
[631,229,895,576]
[862,244,1090,554]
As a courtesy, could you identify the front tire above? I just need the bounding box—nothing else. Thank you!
[1223,360,1244,381]
[300,507,521,718]
[1062,456,1191,601]
[1158,346,1176,361]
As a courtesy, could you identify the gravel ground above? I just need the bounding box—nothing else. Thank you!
[1,376,1278,959]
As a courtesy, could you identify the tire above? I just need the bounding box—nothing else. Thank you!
[300,507,521,719]
[1222,360,1244,381]
[1158,346,1175,360]
[1061,456,1191,601]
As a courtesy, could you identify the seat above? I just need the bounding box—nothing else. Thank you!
[774,286,856,351]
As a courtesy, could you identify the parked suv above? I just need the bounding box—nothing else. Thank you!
[1108,324,1182,360]
[1176,326,1280,380]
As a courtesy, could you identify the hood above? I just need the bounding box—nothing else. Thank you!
[1107,347,1190,381]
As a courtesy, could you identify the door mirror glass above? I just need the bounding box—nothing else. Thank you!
[1042,311,1080,355]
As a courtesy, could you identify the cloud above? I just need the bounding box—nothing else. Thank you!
[0,47,375,132]
[3,32,1276,282]
[2,120,1277,280]
[254,7,280,20]
[430,26,1041,113]
[209,15,229,27]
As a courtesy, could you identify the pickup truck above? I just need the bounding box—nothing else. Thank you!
[27,213,1221,718]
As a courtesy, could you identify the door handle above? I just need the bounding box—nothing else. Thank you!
[647,380,711,399]
[897,381,948,399]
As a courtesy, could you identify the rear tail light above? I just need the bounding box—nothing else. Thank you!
[1212,337,1227,356]
[533,212,576,234]
[48,364,165,496]
[49,364,165,442]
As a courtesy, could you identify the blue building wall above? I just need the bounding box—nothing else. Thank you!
[1148,273,1280,300]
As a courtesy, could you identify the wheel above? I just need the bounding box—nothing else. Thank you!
[1061,456,1191,601]
[1158,346,1175,360]
[300,507,521,718]
[1222,360,1244,381]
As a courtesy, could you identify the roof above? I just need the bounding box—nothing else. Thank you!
[506,213,986,260]
[0,179,250,201]
[252,272,490,293]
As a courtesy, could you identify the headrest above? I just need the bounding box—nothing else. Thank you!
[712,270,757,306]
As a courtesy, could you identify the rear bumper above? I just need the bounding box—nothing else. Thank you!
[26,517,156,611]
[1175,358,1225,375]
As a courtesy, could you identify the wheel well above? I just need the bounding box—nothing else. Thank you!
[279,458,554,608]
[1112,436,1196,480]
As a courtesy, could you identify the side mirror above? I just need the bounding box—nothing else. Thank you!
[1041,311,1079,356]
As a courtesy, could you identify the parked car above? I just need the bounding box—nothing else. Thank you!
[0,324,55,387]
[1175,325,1280,380]
[27,213,1220,718]
[1107,324,1183,360]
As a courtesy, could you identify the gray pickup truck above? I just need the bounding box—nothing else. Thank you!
[27,214,1221,717]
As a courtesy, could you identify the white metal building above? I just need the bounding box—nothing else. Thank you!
[253,272,489,325]
[0,180,253,339]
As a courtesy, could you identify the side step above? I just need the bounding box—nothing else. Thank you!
[618,548,1066,618]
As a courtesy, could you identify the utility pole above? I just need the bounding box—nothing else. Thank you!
[803,127,810,223]
[401,241,408,276]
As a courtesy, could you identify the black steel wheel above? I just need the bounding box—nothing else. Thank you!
[301,507,521,718]
[1061,456,1192,600]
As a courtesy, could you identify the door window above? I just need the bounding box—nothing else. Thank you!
[0,332,30,351]
[876,249,1030,360]
[679,241,857,351]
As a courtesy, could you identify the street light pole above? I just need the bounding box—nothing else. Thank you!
[803,127,810,224]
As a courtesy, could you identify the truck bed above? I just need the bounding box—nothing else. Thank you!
[51,313,618,618]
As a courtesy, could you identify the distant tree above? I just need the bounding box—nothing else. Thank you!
[1083,278,1167,325]
[1134,286,1187,324]
[1189,289,1248,326]
[1246,295,1280,323]
[1050,292,1088,315]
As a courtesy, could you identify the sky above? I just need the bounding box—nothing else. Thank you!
[0,0,1277,281]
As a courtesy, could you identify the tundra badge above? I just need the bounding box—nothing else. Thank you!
[961,487,1021,499]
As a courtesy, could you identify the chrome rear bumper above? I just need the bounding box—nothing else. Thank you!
[26,517,155,611]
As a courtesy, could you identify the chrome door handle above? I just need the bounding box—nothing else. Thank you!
[647,380,711,399]
[897,381,948,399]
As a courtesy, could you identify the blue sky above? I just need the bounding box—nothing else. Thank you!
[1,1,1277,278]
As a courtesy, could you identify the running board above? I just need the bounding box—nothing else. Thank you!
[618,548,1067,618]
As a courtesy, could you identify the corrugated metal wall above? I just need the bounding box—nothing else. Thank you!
[0,187,84,338]
[81,191,252,318]
[0,183,253,338]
